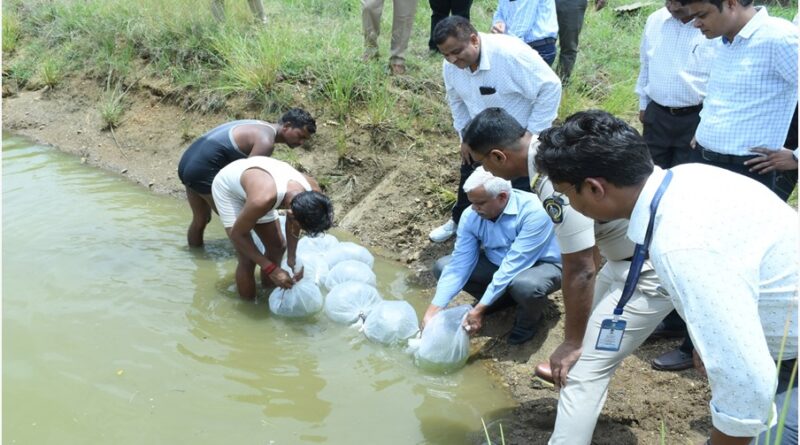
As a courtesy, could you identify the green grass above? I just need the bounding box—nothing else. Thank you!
[2,10,21,53]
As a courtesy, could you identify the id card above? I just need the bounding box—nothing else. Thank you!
[595,319,627,351]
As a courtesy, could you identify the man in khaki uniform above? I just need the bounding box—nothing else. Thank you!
[361,0,418,74]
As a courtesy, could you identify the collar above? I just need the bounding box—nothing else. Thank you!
[527,138,539,179]
[506,189,523,215]
[723,6,767,44]
[627,166,667,244]
[475,33,492,72]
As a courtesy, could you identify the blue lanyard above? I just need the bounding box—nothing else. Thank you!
[613,170,674,321]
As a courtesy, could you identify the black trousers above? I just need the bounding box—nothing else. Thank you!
[642,102,701,169]
[451,162,532,224]
[428,0,473,50]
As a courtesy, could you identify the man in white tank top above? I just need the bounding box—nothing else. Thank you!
[211,157,333,300]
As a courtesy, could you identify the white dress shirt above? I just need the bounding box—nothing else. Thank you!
[629,164,798,437]
[696,7,799,155]
[444,32,561,137]
[635,7,714,110]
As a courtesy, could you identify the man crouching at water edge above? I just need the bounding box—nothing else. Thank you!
[422,167,562,345]
[534,110,798,445]
[178,108,316,248]
[212,156,333,300]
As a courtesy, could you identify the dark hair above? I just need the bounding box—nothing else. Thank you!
[433,16,477,46]
[534,110,653,191]
[675,0,751,11]
[290,191,333,236]
[279,108,317,134]
[463,107,527,155]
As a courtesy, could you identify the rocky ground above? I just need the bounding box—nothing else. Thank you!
[3,79,712,444]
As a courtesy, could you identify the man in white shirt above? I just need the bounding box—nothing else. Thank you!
[636,0,713,168]
[428,16,561,244]
[534,109,798,445]
[635,0,716,372]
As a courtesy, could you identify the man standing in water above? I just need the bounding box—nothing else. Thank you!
[211,156,333,300]
[177,108,316,247]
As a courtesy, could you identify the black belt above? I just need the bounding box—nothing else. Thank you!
[528,37,556,47]
[652,101,702,116]
[700,147,759,165]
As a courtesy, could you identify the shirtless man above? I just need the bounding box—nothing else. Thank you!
[211,156,333,300]
[177,108,316,247]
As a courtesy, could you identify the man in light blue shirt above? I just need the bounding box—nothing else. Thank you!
[678,0,798,193]
[423,167,562,345]
[491,0,559,65]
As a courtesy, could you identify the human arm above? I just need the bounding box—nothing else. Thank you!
[233,171,293,288]
[744,147,798,173]
[444,64,472,143]
[656,249,779,439]
[241,125,277,157]
[422,304,443,329]
[491,1,507,33]
[511,50,562,133]
[430,218,481,306]
[635,20,650,118]
[285,211,303,282]
[550,246,597,388]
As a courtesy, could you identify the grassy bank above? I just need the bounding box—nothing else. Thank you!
[2,0,797,155]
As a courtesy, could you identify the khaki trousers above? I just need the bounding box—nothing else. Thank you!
[361,0,418,64]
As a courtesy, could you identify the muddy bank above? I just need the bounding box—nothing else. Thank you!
[3,80,712,444]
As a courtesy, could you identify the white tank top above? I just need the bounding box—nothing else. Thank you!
[213,156,312,211]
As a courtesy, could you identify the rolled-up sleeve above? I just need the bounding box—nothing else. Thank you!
[656,248,778,437]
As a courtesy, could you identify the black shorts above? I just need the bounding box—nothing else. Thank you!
[177,137,245,195]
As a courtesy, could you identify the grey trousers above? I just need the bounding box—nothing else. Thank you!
[433,253,562,328]
[555,0,587,81]
[361,0,419,64]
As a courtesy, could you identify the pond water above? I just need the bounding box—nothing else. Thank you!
[2,133,516,444]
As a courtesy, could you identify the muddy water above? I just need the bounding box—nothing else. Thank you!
[3,133,516,444]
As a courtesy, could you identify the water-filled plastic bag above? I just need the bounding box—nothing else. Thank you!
[324,281,382,324]
[324,260,377,290]
[414,304,471,372]
[325,242,374,268]
[268,275,323,318]
[363,300,420,345]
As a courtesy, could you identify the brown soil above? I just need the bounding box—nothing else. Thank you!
[2,78,711,444]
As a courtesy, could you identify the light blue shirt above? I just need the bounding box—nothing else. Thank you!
[493,0,558,43]
[696,7,798,155]
[432,190,561,308]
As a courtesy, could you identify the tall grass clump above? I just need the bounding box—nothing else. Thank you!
[212,29,285,98]
[3,11,21,53]
[38,56,63,88]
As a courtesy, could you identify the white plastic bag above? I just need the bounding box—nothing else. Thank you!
[324,281,382,324]
[268,275,323,318]
[363,300,420,345]
[324,260,377,290]
[324,241,375,268]
[297,233,339,257]
[414,304,471,372]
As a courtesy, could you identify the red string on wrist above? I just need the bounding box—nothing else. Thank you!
[263,262,278,276]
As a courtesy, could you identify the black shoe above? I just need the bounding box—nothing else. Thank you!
[508,324,538,345]
[651,348,693,371]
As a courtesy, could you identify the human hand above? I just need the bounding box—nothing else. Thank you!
[693,350,706,377]
[595,0,607,11]
[549,341,583,389]
[292,266,304,283]
[460,142,473,165]
[421,305,443,331]
[268,267,294,289]
[462,307,484,335]
[491,21,506,34]
[744,147,798,173]
[638,110,645,124]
